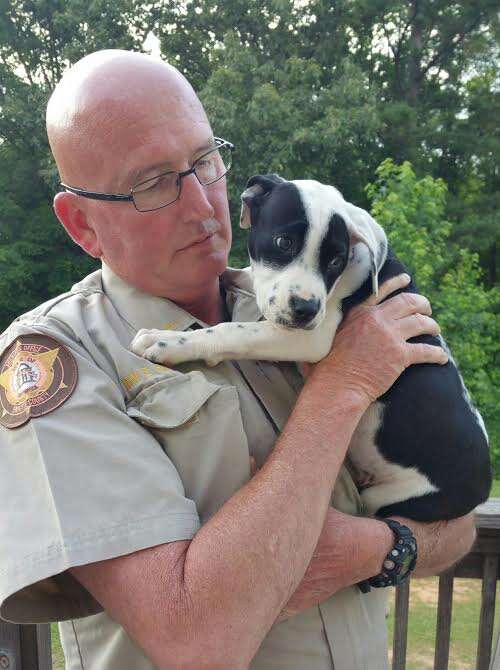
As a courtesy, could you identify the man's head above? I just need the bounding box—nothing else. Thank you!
[47,50,232,303]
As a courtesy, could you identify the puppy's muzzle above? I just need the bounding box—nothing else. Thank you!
[289,296,320,328]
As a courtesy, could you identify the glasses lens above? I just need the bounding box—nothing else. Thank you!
[132,172,180,212]
[194,144,232,186]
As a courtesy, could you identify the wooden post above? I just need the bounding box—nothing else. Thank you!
[434,568,454,670]
[392,579,410,670]
[476,554,497,670]
[0,621,51,670]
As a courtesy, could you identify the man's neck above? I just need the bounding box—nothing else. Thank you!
[177,280,227,326]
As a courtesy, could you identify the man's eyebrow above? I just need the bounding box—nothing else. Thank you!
[124,138,217,188]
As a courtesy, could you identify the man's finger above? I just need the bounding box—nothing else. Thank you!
[398,314,441,340]
[405,342,448,367]
[380,292,432,319]
[365,274,411,306]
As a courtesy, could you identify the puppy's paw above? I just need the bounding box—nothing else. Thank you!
[130,328,162,356]
[131,329,197,364]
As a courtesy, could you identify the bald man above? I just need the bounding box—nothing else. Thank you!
[0,50,475,670]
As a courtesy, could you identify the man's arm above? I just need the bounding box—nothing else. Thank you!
[70,275,448,670]
[277,509,476,621]
[403,512,477,577]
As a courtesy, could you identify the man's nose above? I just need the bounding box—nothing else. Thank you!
[178,173,215,221]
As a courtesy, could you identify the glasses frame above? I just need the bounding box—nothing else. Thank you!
[60,137,234,212]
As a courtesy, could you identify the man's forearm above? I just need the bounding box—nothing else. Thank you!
[277,510,477,623]
[277,509,393,621]
[396,513,476,577]
[180,376,368,665]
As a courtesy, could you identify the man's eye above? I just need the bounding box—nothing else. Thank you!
[274,236,295,252]
[136,173,177,193]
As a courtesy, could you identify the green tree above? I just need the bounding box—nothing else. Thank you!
[200,34,382,265]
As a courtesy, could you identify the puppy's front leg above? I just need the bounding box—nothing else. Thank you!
[131,318,335,366]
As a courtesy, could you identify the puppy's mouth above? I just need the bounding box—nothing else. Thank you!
[271,314,322,331]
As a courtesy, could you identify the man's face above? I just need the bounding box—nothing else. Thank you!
[83,91,232,302]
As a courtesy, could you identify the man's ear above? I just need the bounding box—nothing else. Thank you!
[53,192,102,258]
[239,173,285,229]
[343,202,388,296]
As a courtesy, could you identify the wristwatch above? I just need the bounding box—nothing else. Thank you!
[358,519,418,593]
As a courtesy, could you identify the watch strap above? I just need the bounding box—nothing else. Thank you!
[358,518,418,593]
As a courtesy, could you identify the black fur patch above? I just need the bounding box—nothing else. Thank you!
[247,182,308,268]
[318,214,350,293]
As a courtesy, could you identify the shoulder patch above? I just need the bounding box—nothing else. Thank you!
[0,335,78,428]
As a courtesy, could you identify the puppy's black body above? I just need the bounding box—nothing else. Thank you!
[342,249,492,521]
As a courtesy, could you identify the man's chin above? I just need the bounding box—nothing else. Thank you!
[187,248,229,281]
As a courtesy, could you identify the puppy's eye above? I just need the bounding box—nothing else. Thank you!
[329,256,343,270]
[274,235,294,252]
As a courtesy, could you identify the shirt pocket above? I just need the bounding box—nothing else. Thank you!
[126,371,251,522]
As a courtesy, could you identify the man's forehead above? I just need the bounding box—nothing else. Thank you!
[47,51,210,187]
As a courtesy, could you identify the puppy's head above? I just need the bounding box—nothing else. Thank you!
[240,174,387,329]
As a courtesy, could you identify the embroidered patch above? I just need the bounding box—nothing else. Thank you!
[0,335,78,428]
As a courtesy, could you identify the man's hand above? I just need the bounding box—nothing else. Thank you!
[308,274,448,405]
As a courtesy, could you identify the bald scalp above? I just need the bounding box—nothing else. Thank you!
[46,50,206,188]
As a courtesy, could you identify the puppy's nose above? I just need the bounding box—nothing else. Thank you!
[289,296,320,326]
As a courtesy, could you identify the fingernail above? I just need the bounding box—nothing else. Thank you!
[402,274,411,282]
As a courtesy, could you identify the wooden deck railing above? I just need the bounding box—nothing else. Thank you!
[392,498,500,670]
[2,499,500,670]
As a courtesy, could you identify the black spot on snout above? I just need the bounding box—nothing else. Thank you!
[247,182,308,269]
[319,214,350,293]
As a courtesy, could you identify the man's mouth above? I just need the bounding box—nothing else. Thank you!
[179,231,216,251]
[179,220,219,251]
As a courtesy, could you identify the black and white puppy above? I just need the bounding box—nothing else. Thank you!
[132,174,492,521]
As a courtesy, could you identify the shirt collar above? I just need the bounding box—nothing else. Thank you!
[100,263,199,332]
[97,263,262,332]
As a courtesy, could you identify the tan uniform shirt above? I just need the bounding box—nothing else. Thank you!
[0,265,388,669]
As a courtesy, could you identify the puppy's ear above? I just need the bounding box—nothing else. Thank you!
[239,174,285,229]
[344,203,387,296]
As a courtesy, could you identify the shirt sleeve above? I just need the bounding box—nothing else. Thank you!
[0,327,200,624]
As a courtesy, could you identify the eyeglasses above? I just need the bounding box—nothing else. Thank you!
[60,137,234,212]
